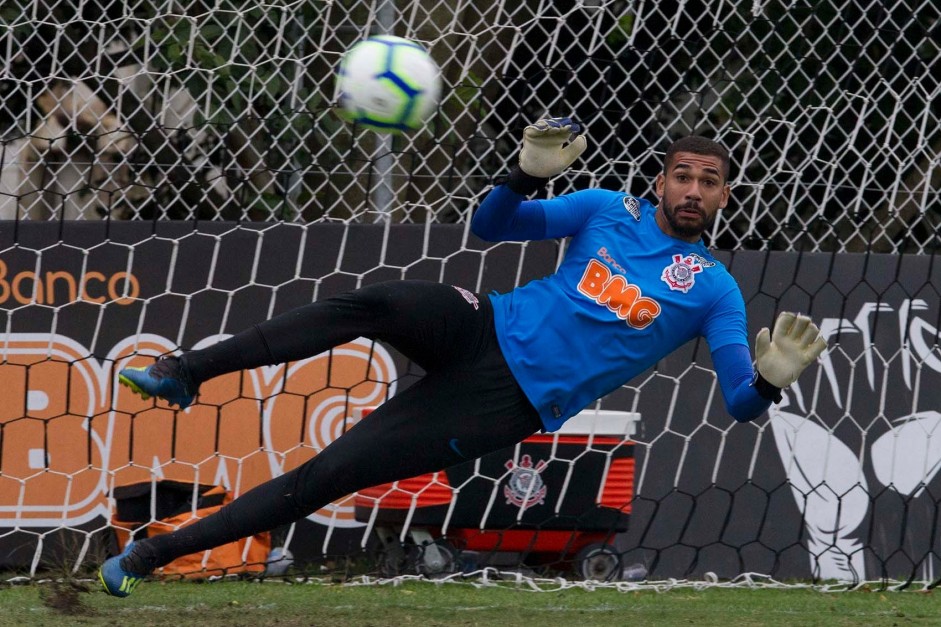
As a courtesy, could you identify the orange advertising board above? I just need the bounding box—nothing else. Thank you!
[0,333,398,530]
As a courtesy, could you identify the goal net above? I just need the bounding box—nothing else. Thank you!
[1,0,939,587]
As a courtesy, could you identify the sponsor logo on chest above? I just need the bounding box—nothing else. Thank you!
[578,249,662,329]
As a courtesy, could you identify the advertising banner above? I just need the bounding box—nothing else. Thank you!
[0,222,938,581]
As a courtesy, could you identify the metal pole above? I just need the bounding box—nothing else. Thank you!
[372,0,395,222]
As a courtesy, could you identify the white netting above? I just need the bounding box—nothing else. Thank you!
[0,221,939,585]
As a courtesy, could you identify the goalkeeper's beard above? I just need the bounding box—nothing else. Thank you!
[661,199,715,239]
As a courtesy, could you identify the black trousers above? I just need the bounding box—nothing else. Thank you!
[140,281,542,569]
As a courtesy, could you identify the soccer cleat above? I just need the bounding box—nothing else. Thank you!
[98,542,147,598]
[118,356,197,409]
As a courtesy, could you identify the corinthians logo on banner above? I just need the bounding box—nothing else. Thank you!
[503,454,548,510]
[768,298,941,582]
[0,333,397,530]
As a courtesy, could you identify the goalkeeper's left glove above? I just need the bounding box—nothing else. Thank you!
[505,117,587,195]
[753,312,828,402]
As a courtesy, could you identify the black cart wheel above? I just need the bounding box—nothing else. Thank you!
[378,542,421,577]
[575,543,622,582]
[416,539,457,576]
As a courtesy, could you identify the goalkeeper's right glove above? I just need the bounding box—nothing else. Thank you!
[753,311,828,402]
[505,117,587,195]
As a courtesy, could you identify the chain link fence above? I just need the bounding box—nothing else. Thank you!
[1,0,939,252]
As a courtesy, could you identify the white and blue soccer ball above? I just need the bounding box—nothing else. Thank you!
[336,35,442,133]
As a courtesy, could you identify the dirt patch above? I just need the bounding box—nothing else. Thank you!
[39,580,96,616]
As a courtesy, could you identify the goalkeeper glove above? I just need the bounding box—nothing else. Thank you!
[506,117,587,195]
[753,312,828,402]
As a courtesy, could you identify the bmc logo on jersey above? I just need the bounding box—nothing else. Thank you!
[578,259,661,329]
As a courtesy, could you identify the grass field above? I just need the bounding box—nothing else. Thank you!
[1,578,940,627]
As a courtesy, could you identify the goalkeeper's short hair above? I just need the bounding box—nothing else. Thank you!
[665,136,731,181]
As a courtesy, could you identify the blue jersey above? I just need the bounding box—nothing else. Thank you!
[474,186,751,432]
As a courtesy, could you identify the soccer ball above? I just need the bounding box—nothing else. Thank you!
[336,36,442,133]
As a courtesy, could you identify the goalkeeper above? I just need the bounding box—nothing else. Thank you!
[100,118,827,597]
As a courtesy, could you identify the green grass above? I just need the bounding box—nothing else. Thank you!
[1,579,940,627]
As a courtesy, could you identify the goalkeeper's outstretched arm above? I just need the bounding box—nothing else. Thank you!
[472,117,587,242]
[472,185,548,242]
[714,312,828,422]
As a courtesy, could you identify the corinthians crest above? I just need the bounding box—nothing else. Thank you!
[503,454,548,510]
[661,254,703,293]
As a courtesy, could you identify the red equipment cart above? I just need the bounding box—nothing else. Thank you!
[353,409,640,581]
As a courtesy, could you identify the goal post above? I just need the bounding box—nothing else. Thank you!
[0,0,939,586]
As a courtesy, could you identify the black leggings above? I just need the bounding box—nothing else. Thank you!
[139,281,542,570]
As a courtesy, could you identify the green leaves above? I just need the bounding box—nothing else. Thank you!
[144,8,293,121]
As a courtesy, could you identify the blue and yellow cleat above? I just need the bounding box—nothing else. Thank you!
[118,357,197,409]
[98,542,146,598]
